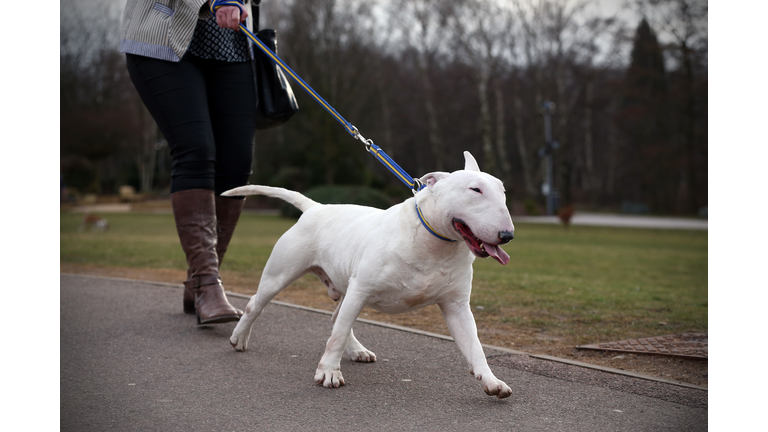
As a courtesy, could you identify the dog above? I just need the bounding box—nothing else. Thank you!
[223,151,515,398]
[77,213,109,232]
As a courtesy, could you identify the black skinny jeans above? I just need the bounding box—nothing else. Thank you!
[126,53,256,196]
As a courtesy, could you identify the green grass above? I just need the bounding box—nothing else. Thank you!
[469,223,707,343]
[61,212,707,346]
[60,212,294,273]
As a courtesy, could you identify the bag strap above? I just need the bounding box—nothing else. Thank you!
[250,0,261,32]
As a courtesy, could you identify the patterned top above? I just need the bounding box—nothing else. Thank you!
[120,0,212,62]
[187,16,250,62]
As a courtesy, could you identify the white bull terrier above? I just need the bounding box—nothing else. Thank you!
[223,151,515,398]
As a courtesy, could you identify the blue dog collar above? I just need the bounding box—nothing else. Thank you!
[415,202,457,242]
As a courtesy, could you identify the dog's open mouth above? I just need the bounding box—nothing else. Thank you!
[452,218,510,265]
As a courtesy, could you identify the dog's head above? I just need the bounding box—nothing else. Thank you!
[419,152,514,265]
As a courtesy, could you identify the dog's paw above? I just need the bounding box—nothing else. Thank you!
[348,348,377,363]
[480,376,512,399]
[230,333,249,352]
[314,368,345,388]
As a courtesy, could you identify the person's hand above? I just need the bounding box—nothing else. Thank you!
[215,5,248,31]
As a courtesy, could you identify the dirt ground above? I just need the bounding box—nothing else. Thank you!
[60,263,707,388]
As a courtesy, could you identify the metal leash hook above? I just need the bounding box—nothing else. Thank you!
[351,126,373,152]
[351,126,423,194]
[411,178,424,195]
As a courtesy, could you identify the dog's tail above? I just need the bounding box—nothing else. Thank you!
[221,185,319,213]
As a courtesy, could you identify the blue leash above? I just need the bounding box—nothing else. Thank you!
[212,1,458,241]
[210,1,425,194]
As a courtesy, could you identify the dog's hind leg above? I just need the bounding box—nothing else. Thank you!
[345,328,377,362]
[230,237,312,351]
[230,266,306,351]
[331,298,376,363]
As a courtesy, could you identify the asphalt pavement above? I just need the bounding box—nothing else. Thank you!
[61,273,707,431]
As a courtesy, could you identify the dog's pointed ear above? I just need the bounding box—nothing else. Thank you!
[420,172,450,189]
[463,151,480,172]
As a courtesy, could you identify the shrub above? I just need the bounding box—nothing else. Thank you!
[524,198,540,215]
[620,201,650,214]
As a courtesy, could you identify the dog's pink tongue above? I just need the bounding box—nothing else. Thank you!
[484,244,510,265]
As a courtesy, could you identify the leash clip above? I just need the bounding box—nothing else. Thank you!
[352,124,421,194]
[351,125,374,152]
[411,178,424,195]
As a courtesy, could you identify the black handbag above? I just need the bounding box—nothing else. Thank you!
[250,0,298,129]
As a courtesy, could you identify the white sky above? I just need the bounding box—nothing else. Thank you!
[66,0,637,21]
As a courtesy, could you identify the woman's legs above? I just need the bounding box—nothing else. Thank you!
[126,53,255,323]
[202,58,256,269]
[203,58,256,196]
[126,53,218,193]
[125,53,256,193]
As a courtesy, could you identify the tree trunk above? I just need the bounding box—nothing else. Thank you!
[583,80,596,192]
[681,41,698,213]
[417,52,444,172]
[606,120,618,196]
[493,77,513,185]
[137,107,156,193]
[476,66,497,176]
[513,90,536,196]
[375,68,394,158]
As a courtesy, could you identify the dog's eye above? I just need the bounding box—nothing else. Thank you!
[470,187,482,194]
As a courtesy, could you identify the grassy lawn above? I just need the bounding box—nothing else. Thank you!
[471,223,707,346]
[60,211,707,354]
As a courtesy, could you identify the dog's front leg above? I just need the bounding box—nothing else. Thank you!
[332,298,376,362]
[439,301,512,399]
[315,288,368,388]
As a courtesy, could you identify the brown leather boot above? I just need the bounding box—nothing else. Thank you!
[172,189,241,324]
[182,195,246,315]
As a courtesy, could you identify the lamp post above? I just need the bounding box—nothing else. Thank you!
[538,101,559,216]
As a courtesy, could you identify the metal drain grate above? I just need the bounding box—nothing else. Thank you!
[576,333,707,359]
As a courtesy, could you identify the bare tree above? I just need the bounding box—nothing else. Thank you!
[448,0,516,182]
[389,0,452,172]
[60,0,704,213]
[137,109,160,194]
[630,0,708,212]
[511,73,537,195]
[268,0,382,186]
[61,1,154,193]
[512,0,623,204]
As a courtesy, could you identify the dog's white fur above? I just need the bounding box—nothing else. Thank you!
[223,151,515,398]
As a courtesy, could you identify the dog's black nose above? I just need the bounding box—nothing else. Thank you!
[498,230,514,244]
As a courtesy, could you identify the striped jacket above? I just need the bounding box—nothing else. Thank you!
[119,0,254,62]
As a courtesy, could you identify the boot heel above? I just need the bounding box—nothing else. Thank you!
[183,299,195,314]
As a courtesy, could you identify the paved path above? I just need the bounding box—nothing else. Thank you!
[512,213,707,230]
[61,274,707,431]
